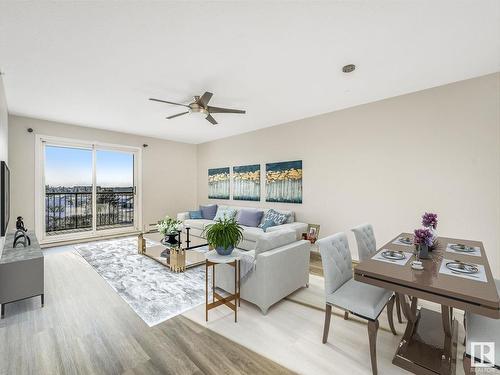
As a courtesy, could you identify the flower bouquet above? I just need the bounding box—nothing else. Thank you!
[421,212,438,249]
[413,228,433,259]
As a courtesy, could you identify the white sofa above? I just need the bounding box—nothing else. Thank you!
[214,230,310,314]
[177,205,310,313]
[177,204,308,251]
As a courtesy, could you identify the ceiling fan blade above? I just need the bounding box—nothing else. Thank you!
[166,111,189,119]
[149,98,190,108]
[198,92,213,107]
[207,106,246,114]
[205,114,218,125]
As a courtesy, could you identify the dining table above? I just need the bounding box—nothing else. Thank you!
[354,233,500,375]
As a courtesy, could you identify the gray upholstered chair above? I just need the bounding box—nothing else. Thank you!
[318,232,397,375]
[351,223,403,324]
[463,279,500,372]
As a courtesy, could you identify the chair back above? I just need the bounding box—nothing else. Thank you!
[317,232,353,295]
[351,223,377,261]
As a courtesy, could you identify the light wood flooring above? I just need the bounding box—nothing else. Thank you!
[0,250,293,375]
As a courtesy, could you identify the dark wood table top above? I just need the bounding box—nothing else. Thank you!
[354,233,500,317]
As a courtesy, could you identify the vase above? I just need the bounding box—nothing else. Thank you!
[418,244,429,259]
[215,245,234,256]
[165,233,179,246]
[429,227,438,251]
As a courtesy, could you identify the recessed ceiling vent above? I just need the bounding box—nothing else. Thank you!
[342,64,356,73]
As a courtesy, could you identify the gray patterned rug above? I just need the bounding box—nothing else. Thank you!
[74,237,208,327]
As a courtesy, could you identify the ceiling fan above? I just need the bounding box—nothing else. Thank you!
[149,91,245,125]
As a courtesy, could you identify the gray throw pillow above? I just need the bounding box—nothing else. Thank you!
[200,204,217,220]
[236,209,264,228]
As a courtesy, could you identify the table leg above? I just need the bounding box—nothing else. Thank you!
[238,260,241,307]
[205,261,208,322]
[234,260,237,323]
[441,305,452,337]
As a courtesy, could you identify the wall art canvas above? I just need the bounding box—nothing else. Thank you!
[233,164,260,201]
[208,167,230,199]
[265,160,302,203]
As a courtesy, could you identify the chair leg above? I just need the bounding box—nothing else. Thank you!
[323,304,332,344]
[395,294,403,323]
[367,319,379,375]
[386,295,397,335]
[344,311,349,320]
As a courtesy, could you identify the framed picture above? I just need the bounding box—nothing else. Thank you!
[307,224,320,244]
[208,167,230,199]
[233,164,260,201]
[265,160,302,203]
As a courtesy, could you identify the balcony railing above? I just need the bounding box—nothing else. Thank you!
[45,191,134,235]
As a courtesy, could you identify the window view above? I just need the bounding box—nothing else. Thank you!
[96,150,134,231]
[45,145,93,235]
[44,144,136,237]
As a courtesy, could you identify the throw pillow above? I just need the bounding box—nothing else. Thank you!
[200,204,217,220]
[259,209,289,228]
[188,210,203,219]
[236,209,264,228]
[213,207,238,221]
[260,219,276,232]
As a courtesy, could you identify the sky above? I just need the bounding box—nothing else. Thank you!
[45,146,134,187]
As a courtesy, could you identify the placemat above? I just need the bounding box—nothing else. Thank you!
[445,243,481,257]
[438,258,487,283]
[372,249,412,266]
[392,236,414,247]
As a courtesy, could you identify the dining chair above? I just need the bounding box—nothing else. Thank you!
[351,223,403,324]
[318,232,397,375]
[463,278,500,372]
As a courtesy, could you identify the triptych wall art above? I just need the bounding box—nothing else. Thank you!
[208,167,230,199]
[208,160,302,204]
[233,164,260,201]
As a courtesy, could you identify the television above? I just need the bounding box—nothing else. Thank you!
[1,161,9,237]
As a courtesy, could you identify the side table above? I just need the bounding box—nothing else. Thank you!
[205,250,240,322]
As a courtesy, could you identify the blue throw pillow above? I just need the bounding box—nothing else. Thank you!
[189,210,203,219]
[200,204,217,220]
[259,209,289,229]
[236,209,264,228]
[260,219,276,232]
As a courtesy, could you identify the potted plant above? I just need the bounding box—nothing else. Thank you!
[421,212,438,248]
[203,217,243,256]
[157,216,182,245]
[413,228,433,259]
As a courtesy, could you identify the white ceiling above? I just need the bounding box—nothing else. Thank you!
[0,1,499,144]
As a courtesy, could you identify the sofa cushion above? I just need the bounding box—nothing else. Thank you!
[255,229,296,255]
[213,206,237,221]
[241,226,265,242]
[237,208,264,228]
[188,210,203,219]
[184,219,214,230]
[261,208,295,224]
[259,209,289,228]
[260,219,276,232]
[200,204,217,220]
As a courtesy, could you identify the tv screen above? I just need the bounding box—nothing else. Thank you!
[1,161,9,237]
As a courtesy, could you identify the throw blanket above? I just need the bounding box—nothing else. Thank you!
[233,249,256,279]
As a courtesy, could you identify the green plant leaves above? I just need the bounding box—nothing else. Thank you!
[203,218,243,250]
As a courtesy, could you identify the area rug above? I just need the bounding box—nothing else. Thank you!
[74,237,209,327]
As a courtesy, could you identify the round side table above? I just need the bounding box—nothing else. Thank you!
[205,250,241,322]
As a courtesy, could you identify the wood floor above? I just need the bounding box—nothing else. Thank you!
[0,251,293,375]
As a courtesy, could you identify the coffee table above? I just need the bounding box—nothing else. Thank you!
[142,227,208,272]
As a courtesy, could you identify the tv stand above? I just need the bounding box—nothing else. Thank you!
[0,230,44,318]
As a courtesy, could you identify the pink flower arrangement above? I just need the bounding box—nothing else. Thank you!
[413,228,433,247]
[421,212,438,229]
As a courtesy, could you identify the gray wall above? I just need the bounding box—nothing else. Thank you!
[197,73,500,277]
[8,115,198,235]
[0,76,8,255]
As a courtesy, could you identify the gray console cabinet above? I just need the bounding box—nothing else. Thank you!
[0,231,44,318]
